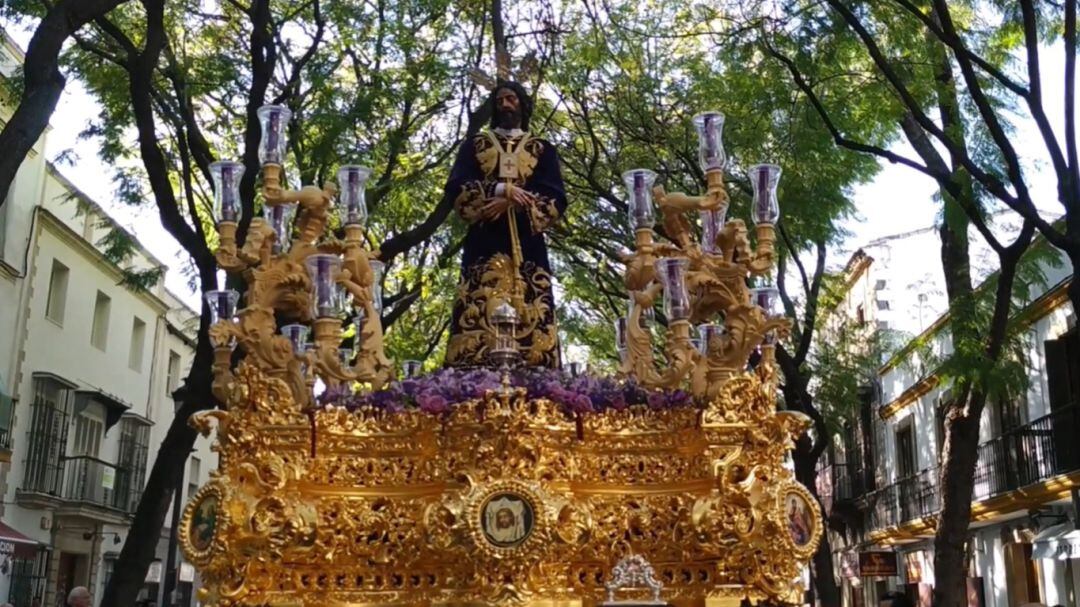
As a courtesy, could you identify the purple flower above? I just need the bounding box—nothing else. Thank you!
[569,393,594,413]
[417,391,450,414]
[646,391,668,410]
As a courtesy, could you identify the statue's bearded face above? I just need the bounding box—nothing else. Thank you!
[494,87,522,129]
[495,508,515,529]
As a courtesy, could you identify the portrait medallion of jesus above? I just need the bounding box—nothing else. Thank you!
[480,492,535,548]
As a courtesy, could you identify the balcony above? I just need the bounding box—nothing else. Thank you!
[817,462,876,516]
[973,404,1080,500]
[867,404,1080,532]
[16,455,133,524]
[868,467,939,530]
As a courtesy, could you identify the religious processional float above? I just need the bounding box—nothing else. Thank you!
[179,103,823,607]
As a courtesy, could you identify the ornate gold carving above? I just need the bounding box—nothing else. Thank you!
[448,254,559,368]
[183,365,820,607]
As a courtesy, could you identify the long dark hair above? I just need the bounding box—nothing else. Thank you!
[487,80,533,131]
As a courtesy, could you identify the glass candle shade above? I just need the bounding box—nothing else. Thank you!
[257,104,292,165]
[337,165,372,227]
[692,111,726,172]
[698,323,725,354]
[750,285,781,317]
[654,257,692,322]
[204,289,239,324]
[281,324,310,354]
[304,254,344,318]
[622,169,658,230]
[369,260,385,315]
[209,161,244,223]
[265,203,297,254]
[402,359,422,378]
[700,207,727,254]
[749,163,781,225]
[333,284,354,318]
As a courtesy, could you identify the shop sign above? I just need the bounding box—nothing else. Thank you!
[859,551,898,577]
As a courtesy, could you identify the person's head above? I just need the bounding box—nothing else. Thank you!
[495,507,515,529]
[30,597,41,607]
[489,81,533,131]
[67,586,91,607]
[879,591,913,607]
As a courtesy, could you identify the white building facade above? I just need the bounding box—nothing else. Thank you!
[1,30,215,607]
[820,224,1079,607]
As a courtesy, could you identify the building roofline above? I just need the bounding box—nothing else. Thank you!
[43,162,172,271]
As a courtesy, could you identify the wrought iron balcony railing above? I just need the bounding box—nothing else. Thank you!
[972,403,1080,500]
[867,404,1080,531]
[60,455,132,511]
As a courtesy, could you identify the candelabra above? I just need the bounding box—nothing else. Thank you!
[619,111,792,400]
[206,105,394,408]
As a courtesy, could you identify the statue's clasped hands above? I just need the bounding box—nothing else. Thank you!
[480,185,538,222]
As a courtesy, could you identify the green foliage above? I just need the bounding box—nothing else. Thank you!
[809,316,903,434]
[543,0,883,365]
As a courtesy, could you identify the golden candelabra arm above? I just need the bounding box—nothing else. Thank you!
[655,320,698,390]
[261,163,338,250]
[748,222,777,276]
[353,298,395,389]
[621,283,662,383]
[309,316,355,388]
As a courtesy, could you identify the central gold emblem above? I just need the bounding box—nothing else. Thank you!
[481,492,535,548]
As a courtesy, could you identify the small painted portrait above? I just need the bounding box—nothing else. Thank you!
[190,494,219,552]
[785,492,812,547]
[481,494,534,548]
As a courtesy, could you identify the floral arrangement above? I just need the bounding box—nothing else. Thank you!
[318,367,695,415]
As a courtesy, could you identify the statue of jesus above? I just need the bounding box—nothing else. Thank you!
[444,81,568,368]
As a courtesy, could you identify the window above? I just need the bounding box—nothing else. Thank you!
[876,299,890,310]
[45,260,70,324]
[116,417,151,512]
[91,291,111,350]
[856,304,866,326]
[129,318,146,371]
[71,412,103,457]
[896,421,917,478]
[875,279,887,291]
[23,375,73,495]
[187,456,202,501]
[166,351,181,396]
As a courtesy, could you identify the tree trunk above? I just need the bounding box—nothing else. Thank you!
[792,436,842,606]
[0,0,131,207]
[931,395,984,607]
[99,350,215,607]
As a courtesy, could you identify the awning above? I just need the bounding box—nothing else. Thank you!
[1031,523,1080,560]
[74,384,132,431]
[0,521,39,559]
